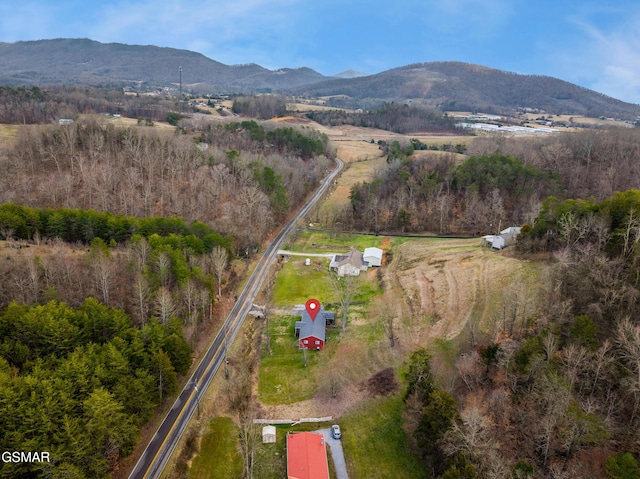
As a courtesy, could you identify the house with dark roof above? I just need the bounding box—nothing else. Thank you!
[287,432,329,479]
[329,249,368,276]
[294,308,334,350]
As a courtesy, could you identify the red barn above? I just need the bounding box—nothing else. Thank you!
[287,432,329,479]
[294,309,333,350]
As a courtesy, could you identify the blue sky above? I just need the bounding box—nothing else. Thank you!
[2,1,640,104]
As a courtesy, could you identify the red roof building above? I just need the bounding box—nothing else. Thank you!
[286,432,330,479]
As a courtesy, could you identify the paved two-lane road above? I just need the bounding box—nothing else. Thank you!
[128,158,343,479]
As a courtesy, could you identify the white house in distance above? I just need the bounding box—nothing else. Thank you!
[363,247,383,267]
[483,226,522,250]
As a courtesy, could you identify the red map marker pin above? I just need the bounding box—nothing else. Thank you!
[305,298,321,321]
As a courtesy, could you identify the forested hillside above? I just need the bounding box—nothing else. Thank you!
[342,128,640,236]
[0,94,332,476]
[0,299,190,478]
[0,118,331,252]
[403,189,640,478]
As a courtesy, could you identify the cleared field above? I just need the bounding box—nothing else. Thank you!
[385,237,539,347]
[0,124,21,146]
[341,396,429,479]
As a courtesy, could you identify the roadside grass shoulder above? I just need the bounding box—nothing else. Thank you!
[188,417,242,478]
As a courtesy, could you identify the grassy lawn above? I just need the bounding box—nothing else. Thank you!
[189,417,243,478]
[341,395,428,479]
[272,258,337,306]
[259,314,338,404]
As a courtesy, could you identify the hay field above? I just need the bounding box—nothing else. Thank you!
[0,124,20,146]
[384,238,539,347]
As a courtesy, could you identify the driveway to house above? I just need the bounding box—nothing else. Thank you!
[277,250,337,258]
[316,428,349,479]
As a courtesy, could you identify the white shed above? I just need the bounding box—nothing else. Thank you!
[262,425,276,443]
[363,247,383,267]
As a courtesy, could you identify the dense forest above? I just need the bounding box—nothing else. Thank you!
[339,128,640,236]
[0,118,331,252]
[0,299,190,478]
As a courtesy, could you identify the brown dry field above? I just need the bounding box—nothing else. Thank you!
[385,238,533,345]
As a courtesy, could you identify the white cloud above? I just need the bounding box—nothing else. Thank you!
[86,0,303,65]
[555,8,640,104]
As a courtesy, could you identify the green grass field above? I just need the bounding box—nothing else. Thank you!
[189,417,243,478]
[289,230,388,253]
[272,258,337,306]
[258,314,334,404]
[341,395,428,479]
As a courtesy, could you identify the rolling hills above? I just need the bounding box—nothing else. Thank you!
[1,38,639,119]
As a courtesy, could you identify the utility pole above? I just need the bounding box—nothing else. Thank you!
[179,66,182,101]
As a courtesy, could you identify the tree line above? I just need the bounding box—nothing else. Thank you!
[0,203,232,250]
[0,85,189,124]
[338,126,640,237]
[342,152,561,234]
[231,95,287,119]
[307,102,461,135]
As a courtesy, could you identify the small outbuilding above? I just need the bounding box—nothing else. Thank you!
[262,425,276,444]
[363,247,383,267]
[483,226,522,250]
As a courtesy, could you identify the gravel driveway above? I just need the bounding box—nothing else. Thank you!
[316,428,349,479]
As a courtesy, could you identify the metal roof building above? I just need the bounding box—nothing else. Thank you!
[286,432,329,479]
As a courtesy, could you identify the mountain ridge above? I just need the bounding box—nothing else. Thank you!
[1,38,639,118]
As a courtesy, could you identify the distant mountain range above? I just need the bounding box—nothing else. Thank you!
[1,38,639,119]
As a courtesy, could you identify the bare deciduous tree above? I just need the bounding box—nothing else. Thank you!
[209,246,228,298]
[371,296,399,347]
[131,272,151,326]
[154,287,175,325]
[615,317,640,421]
[92,254,114,306]
[327,271,361,332]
